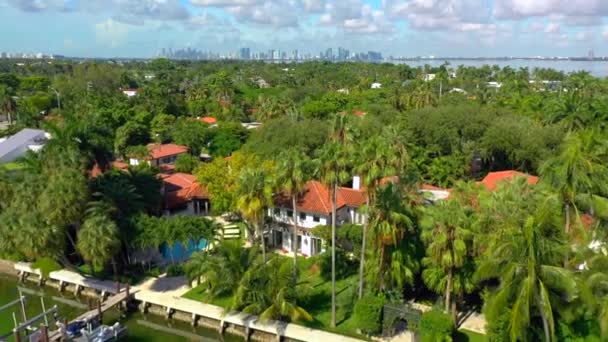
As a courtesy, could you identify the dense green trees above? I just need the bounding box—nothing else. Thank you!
[2,59,608,340]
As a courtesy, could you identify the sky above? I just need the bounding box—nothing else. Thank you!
[0,0,608,58]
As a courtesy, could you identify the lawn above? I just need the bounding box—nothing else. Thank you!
[1,161,25,172]
[454,329,487,342]
[182,255,365,339]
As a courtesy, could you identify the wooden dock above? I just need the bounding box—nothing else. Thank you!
[47,290,132,341]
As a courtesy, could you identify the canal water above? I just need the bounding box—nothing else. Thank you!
[0,275,240,341]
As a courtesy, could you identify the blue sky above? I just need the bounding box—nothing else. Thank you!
[0,0,607,58]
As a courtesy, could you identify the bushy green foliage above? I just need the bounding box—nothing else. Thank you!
[419,309,454,342]
[174,153,200,173]
[166,264,184,277]
[32,257,62,278]
[353,294,385,334]
[318,248,357,281]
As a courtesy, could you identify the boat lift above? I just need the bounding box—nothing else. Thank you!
[0,289,59,342]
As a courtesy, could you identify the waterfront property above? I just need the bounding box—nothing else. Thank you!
[160,172,210,216]
[129,143,189,168]
[269,178,367,257]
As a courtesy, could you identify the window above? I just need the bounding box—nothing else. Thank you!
[299,212,306,221]
[273,208,280,215]
[287,210,293,217]
[313,216,320,223]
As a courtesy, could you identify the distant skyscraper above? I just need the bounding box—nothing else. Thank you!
[239,47,251,60]
[338,47,349,61]
[368,51,382,62]
[325,48,333,61]
[588,49,595,61]
[291,49,299,60]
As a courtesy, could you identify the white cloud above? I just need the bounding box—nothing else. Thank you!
[494,0,608,20]
[603,28,608,40]
[574,31,592,42]
[321,0,393,34]
[385,0,493,32]
[544,22,560,34]
[7,0,68,11]
[95,19,129,48]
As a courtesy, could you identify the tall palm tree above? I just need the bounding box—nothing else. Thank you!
[370,183,416,291]
[354,135,397,298]
[316,141,350,328]
[0,85,16,125]
[540,130,608,263]
[237,167,274,262]
[421,187,475,322]
[275,149,310,281]
[476,216,576,342]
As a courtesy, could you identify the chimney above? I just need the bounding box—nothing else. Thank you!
[352,176,361,190]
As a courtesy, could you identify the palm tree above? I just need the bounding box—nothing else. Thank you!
[420,187,475,322]
[232,256,312,323]
[237,167,274,262]
[354,135,398,298]
[316,141,350,328]
[275,149,310,281]
[185,240,259,295]
[77,205,121,275]
[369,183,416,291]
[476,216,576,342]
[0,85,16,125]
[581,253,608,340]
[540,130,608,263]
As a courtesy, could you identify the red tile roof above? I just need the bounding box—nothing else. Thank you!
[112,161,129,170]
[339,110,366,117]
[480,170,539,191]
[276,180,367,215]
[89,161,129,178]
[200,116,217,124]
[147,144,188,160]
[161,173,208,209]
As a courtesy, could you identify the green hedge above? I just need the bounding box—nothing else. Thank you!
[419,309,455,342]
[32,257,61,278]
[353,294,385,334]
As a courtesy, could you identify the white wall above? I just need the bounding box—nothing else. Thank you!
[269,208,328,229]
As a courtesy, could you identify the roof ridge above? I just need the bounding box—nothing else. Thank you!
[311,180,331,214]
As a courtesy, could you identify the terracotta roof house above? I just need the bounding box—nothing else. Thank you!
[269,178,367,257]
[129,143,189,168]
[479,170,539,191]
[199,116,217,125]
[160,172,210,216]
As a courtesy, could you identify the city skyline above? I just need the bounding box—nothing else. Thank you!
[1,1,608,58]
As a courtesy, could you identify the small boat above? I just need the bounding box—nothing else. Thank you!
[66,317,100,338]
[79,322,127,342]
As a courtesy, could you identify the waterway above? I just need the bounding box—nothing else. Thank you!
[392,59,608,78]
[0,275,240,342]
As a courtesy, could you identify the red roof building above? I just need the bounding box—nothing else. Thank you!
[129,144,189,168]
[161,173,209,214]
[200,116,217,125]
[275,180,367,216]
[479,170,539,191]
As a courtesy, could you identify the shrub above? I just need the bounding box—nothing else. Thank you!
[166,264,184,277]
[319,248,356,281]
[419,309,454,342]
[353,294,385,335]
[32,257,61,278]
